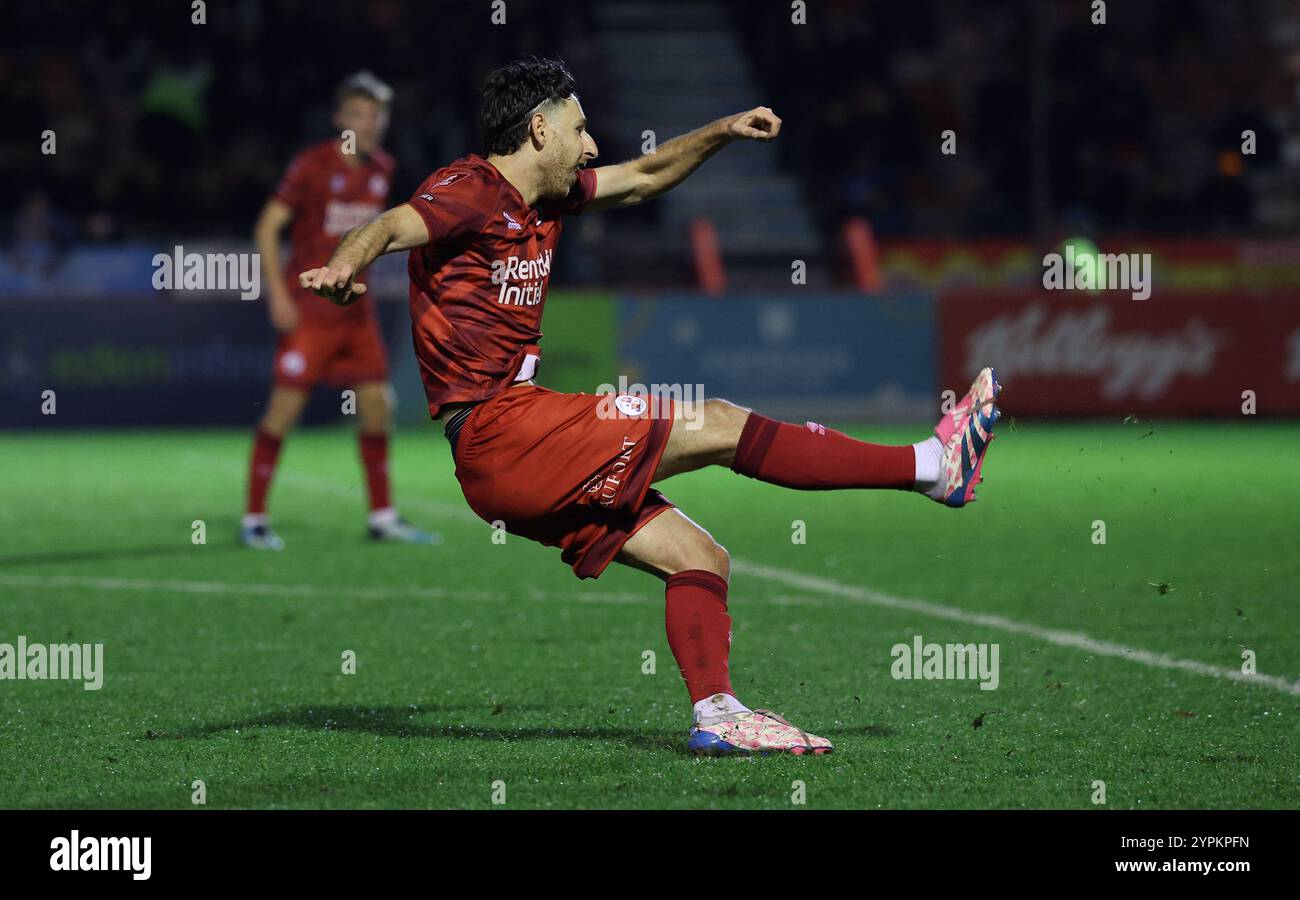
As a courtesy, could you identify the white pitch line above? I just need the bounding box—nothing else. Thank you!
[5,565,1295,696]
[150,450,1300,695]
[0,573,492,602]
[0,573,657,609]
[732,559,1300,696]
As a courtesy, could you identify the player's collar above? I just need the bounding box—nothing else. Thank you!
[331,140,379,170]
[473,154,538,214]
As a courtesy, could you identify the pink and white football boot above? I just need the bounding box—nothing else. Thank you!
[932,366,1002,508]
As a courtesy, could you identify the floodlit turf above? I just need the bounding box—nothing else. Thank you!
[1,420,1297,809]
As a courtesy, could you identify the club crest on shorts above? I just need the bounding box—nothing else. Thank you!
[614,394,648,417]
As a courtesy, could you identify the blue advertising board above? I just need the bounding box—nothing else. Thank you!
[0,299,411,428]
[616,293,936,420]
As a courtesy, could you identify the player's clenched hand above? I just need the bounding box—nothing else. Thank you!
[725,106,781,142]
[298,264,368,306]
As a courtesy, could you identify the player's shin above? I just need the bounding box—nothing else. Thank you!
[358,432,392,515]
[245,428,283,520]
[664,570,745,715]
[729,412,931,492]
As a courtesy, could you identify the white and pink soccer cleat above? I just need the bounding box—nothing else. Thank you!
[933,366,1002,507]
[688,696,834,756]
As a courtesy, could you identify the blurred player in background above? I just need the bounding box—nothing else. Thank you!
[243,71,438,550]
[299,59,999,755]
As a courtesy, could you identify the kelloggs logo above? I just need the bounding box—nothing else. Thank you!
[964,304,1222,399]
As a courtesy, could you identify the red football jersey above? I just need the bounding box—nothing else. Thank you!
[406,154,598,418]
[273,139,395,320]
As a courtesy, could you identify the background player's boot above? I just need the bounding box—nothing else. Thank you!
[689,697,834,756]
[368,516,443,545]
[241,522,285,550]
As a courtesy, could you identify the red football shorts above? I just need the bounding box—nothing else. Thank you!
[452,384,677,579]
[272,312,390,389]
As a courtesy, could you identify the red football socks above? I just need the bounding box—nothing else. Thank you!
[246,428,283,515]
[730,413,915,490]
[665,569,734,704]
[358,432,392,513]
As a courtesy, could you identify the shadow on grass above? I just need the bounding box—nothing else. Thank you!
[180,703,682,753]
[178,704,894,756]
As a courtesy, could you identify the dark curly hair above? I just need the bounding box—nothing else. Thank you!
[479,57,577,156]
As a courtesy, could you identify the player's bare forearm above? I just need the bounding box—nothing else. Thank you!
[253,232,285,296]
[592,107,782,209]
[254,232,290,305]
[253,200,293,304]
[299,204,428,306]
[632,117,733,197]
[327,221,392,275]
[254,198,302,330]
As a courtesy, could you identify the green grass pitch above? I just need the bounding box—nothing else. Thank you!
[1,420,1297,809]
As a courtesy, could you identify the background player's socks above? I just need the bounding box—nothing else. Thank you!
[358,432,392,512]
[367,506,398,530]
[912,435,945,499]
[665,569,735,704]
[367,507,441,544]
[731,413,915,490]
[246,428,283,516]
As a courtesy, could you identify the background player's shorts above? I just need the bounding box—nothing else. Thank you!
[272,312,390,389]
[453,384,677,579]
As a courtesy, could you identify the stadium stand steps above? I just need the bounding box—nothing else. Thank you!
[592,1,826,287]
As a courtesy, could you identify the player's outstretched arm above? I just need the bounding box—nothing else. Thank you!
[588,107,782,211]
[253,198,300,331]
[298,204,429,306]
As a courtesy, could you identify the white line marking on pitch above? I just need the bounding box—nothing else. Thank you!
[0,574,492,602]
[0,574,647,608]
[154,452,1300,695]
[732,559,1300,696]
[5,565,1296,695]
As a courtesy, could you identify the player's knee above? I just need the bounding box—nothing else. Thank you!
[710,542,731,581]
[702,398,751,441]
[360,406,390,432]
[702,397,748,423]
[680,537,729,581]
[261,391,305,436]
[686,398,750,466]
[357,385,393,431]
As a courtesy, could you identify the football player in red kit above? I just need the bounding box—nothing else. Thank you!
[244,71,437,549]
[299,59,1000,755]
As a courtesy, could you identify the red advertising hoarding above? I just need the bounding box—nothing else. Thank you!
[938,290,1300,416]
